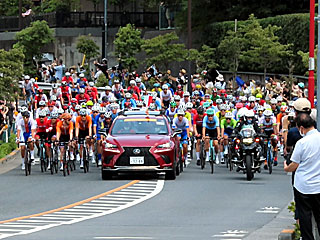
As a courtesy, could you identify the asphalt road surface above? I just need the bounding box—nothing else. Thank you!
[0,154,293,240]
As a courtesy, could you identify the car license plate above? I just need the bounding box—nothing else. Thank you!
[130,156,144,164]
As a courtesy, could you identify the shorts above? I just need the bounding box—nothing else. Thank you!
[59,134,70,146]
[79,129,90,140]
[21,132,32,144]
[35,132,47,140]
[196,126,202,140]
[163,99,170,108]
[224,128,233,137]
[177,130,188,145]
[205,128,218,140]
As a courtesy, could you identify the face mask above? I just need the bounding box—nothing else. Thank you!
[247,119,252,124]
[299,127,305,137]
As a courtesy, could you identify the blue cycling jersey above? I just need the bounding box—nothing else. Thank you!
[202,115,219,129]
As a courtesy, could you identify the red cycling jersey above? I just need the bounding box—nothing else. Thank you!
[76,93,90,104]
[46,119,60,134]
[60,86,70,97]
[36,118,49,133]
[193,114,204,127]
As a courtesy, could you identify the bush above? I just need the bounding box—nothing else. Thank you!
[0,134,17,159]
[204,13,309,75]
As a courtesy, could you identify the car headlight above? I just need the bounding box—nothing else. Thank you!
[157,142,172,149]
[104,142,118,149]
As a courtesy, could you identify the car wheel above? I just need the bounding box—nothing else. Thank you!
[101,169,114,180]
[166,163,176,180]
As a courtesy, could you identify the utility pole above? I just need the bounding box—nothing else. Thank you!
[103,0,108,59]
[309,0,315,108]
[19,0,22,30]
[187,0,192,94]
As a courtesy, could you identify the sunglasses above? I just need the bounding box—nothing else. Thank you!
[39,116,45,119]
[207,115,214,117]
[178,114,184,117]
[93,111,98,114]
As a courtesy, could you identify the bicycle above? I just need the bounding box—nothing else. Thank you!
[49,140,59,174]
[39,138,48,173]
[60,141,72,177]
[224,138,234,171]
[266,138,274,174]
[199,139,205,170]
[23,141,33,176]
[79,137,90,173]
[208,138,215,174]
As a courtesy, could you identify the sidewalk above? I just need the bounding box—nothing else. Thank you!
[0,149,21,174]
[244,201,295,240]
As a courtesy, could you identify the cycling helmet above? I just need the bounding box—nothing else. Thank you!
[24,75,30,80]
[216,99,223,105]
[203,102,211,108]
[79,109,87,116]
[50,95,57,101]
[109,96,117,103]
[174,95,181,101]
[105,112,112,118]
[206,109,215,115]
[204,94,210,98]
[81,102,87,108]
[280,105,288,112]
[241,96,247,102]
[52,84,58,89]
[71,98,77,104]
[75,105,81,110]
[236,103,243,109]
[226,95,233,100]
[57,108,64,114]
[263,109,273,117]
[178,103,186,111]
[196,84,202,89]
[197,106,204,115]
[186,102,193,109]
[177,109,185,115]
[136,101,143,107]
[170,101,177,107]
[129,80,136,85]
[39,110,47,117]
[225,112,233,118]
[50,112,59,119]
[276,96,283,102]
[245,110,255,118]
[270,98,277,104]
[79,88,85,94]
[105,86,112,91]
[99,107,106,114]
[162,84,168,90]
[39,100,46,106]
[89,81,94,87]
[125,93,132,99]
[149,103,156,110]
[61,81,67,86]
[237,108,247,118]
[256,93,263,99]
[248,96,256,102]
[257,105,265,112]
[154,83,160,88]
[114,79,120,84]
[219,104,227,111]
[110,103,119,110]
[79,73,85,78]
[92,105,100,112]
[65,72,71,77]
[20,106,28,113]
[193,90,199,96]
[61,113,71,120]
[38,89,44,94]
[86,100,94,106]
[183,92,190,97]
[22,111,30,117]
[136,78,142,83]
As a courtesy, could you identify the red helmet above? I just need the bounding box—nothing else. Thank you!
[236,103,243,109]
[71,98,77,104]
[38,89,43,93]
[280,105,288,112]
[177,84,182,89]
[48,101,55,107]
[219,89,226,94]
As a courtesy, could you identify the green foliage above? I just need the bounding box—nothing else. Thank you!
[0,0,33,16]
[76,34,100,62]
[298,47,318,75]
[35,0,80,13]
[142,32,187,71]
[288,201,301,240]
[0,49,24,101]
[96,74,108,87]
[188,45,218,73]
[114,24,143,72]
[13,20,54,73]
[0,134,17,159]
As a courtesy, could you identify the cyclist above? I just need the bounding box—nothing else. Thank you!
[127,80,141,100]
[93,107,107,166]
[34,89,48,111]
[160,84,173,109]
[112,79,124,100]
[165,101,177,124]
[100,86,114,103]
[75,109,93,169]
[49,84,62,101]
[193,106,205,165]
[172,109,190,162]
[259,109,278,168]
[35,110,49,158]
[45,112,60,170]
[202,108,220,164]
[181,92,191,104]
[121,93,137,109]
[76,88,90,105]
[56,113,74,170]
[270,98,280,116]
[59,81,71,105]
[220,112,237,157]
[22,75,35,104]
[110,103,119,122]
[35,101,47,118]
[136,78,147,96]
[16,111,37,170]
[86,87,98,103]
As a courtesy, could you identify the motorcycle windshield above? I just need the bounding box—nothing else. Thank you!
[240,127,255,138]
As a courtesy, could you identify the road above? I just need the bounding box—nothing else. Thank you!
[0,154,294,240]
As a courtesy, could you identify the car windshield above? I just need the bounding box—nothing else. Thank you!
[111,118,168,135]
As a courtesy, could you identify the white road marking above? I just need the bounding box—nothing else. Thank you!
[212,230,248,239]
[0,180,164,239]
[256,206,280,214]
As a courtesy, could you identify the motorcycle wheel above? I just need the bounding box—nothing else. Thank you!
[245,155,254,181]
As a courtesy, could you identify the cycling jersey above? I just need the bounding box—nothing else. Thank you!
[56,120,74,136]
[172,117,189,131]
[60,86,70,98]
[202,115,219,130]
[17,118,37,142]
[174,111,192,122]
[165,108,177,122]
[160,91,172,101]
[36,118,49,133]
[216,111,226,125]
[75,115,92,131]
[193,114,204,127]
[76,93,90,104]
[220,118,237,135]
[258,116,277,131]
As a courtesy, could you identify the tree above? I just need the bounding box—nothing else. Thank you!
[35,0,80,14]
[241,15,292,79]
[298,47,318,75]
[13,20,54,74]
[114,24,143,72]
[188,45,218,72]
[142,32,187,71]
[0,49,24,101]
[0,0,33,16]
[76,34,100,63]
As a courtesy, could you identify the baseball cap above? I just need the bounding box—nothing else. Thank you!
[293,98,311,112]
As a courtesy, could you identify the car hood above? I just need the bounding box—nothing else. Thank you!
[107,134,171,147]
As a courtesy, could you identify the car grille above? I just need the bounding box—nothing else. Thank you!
[116,147,158,166]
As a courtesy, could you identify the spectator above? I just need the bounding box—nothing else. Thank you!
[52,59,65,81]
[284,113,320,240]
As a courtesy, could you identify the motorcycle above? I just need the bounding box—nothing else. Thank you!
[232,126,264,181]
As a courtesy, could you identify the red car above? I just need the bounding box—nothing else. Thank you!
[101,111,182,180]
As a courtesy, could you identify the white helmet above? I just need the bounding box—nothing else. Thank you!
[89,81,95,87]
[248,96,256,102]
[99,107,106,114]
[162,84,168,90]
[219,104,227,111]
[50,95,57,101]
[226,95,233,100]
[79,73,85,78]
[177,109,185,115]
[58,108,64,114]
[20,106,28,113]
[245,109,255,118]
[270,98,277,104]
[79,109,87,116]
[39,110,47,117]
[92,105,100,112]
[125,93,131,98]
[75,105,81,110]
[39,100,46,106]
[105,86,112,91]
[276,96,283,102]
[136,78,142,83]
[109,96,117,103]
[225,112,233,118]
[129,80,136,85]
[186,102,193,109]
[65,72,71,76]
[263,109,273,117]
[237,107,248,118]
[79,88,85,94]
[178,103,186,111]
[216,99,223,105]
[105,112,112,118]
[174,95,181,101]
[257,105,265,112]
[24,75,30,80]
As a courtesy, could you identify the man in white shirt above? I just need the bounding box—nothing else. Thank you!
[284,113,320,240]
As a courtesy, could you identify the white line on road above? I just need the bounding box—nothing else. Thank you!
[94,237,154,239]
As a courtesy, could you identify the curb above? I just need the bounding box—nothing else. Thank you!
[0,148,20,164]
[278,229,295,240]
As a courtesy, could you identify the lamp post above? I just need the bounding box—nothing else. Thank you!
[309,0,315,108]
[317,1,320,131]
[103,0,108,59]
[187,0,192,94]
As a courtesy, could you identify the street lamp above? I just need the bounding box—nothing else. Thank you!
[309,0,315,108]
[103,0,108,59]
[187,0,192,94]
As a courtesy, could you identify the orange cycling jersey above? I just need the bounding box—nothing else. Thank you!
[276,113,283,124]
[75,115,92,131]
[56,120,74,135]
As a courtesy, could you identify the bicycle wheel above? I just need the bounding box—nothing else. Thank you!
[63,149,67,177]
[85,149,90,173]
[178,147,183,173]
[24,151,29,176]
[268,149,273,174]
[210,147,214,174]
[50,148,54,175]
[40,145,45,172]
[190,137,194,160]
[228,145,233,171]
[54,147,59,174]
[200,141,205,170]
[83,147,87,173]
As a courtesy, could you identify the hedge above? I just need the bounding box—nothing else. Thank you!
[204,13,310,75]
[0,134,17,159]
